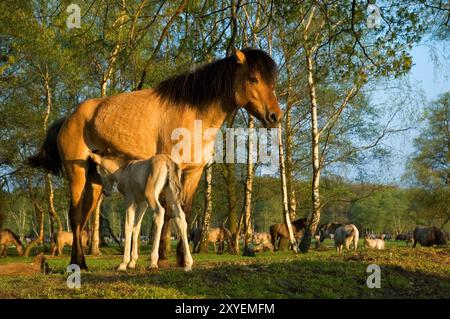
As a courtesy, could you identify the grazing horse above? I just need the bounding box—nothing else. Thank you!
[334,224,359,253]
[28,49,281,269]
[0,229,25,257]
[50,230,89,257]
[318,222,344,244]
[270,218,307,250]
[89,152,193,271]
[190,226,234,254]
[364,235,385,250]
[413,226,448,247]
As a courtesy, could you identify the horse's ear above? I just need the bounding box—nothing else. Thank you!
[234,49,246,65]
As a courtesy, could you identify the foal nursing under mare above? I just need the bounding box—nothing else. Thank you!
[29,49,282,269]
[89,152,193,271]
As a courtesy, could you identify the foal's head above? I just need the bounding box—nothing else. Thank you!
[88,151,129,196]
[233,49,282,128]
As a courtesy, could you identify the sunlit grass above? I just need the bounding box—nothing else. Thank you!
[0,239,448,298]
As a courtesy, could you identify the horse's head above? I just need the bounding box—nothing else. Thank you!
[292,218,308,231]
[88,150,129,196]
[233,49,282,128]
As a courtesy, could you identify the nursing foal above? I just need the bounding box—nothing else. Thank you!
[89,152,193,271]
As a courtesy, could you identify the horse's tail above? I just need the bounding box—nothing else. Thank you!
[167,159,183,203]
[28,117,66,175]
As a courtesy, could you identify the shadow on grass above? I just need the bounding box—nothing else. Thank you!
[79,254,450,299]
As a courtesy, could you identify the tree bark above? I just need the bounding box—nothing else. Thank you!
[285,61,297,221]
[243,116,255,256]
[300,50,321,253]
[224,117,238,235]
[199,164,213,253]
[278,124,298,252]
[90,196,103,255]
[24,177,46,257]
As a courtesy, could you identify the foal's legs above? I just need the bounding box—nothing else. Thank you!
[118,201,136,271]
[171,203,193,271]
[128,202,148,269]
[149,203,165,269]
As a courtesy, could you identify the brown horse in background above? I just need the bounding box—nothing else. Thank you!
[0,229,25,257]
[29,49,281,270]
[270,218,307,250]
[190,226,235,254]
[50,230,89,256]
[413,226,448,247]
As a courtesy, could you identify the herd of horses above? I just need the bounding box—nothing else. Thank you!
[1,220,447,263]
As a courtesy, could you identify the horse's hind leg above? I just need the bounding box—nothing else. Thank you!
[172,203,193,271]
[119,201,137,271]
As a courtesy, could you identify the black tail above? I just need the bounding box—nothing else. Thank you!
[28,118,66,175]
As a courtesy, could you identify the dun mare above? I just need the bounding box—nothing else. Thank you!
[0,229,25,257]
[29,49,282,269]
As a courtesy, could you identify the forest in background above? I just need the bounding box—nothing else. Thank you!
[0,1,449,253]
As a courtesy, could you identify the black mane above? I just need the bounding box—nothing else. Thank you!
[155,48,278,107]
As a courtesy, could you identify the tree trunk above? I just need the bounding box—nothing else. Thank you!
[243,116,255,256]
[285,63,297,221]
[278,124,298,252]
[46,174,62,233]
[199,164,213,253]
[226,162,238,235]
[90,196,103,255]
[24,199,45,257]
[300,51,321,253]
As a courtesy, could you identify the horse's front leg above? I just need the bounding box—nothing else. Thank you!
[150,203,166,270]
[129,202,148,269]
[119,201,136,271]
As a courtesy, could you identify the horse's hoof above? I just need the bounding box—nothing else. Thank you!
[117,264,127,271]
[147,266,159,273]
[157,259,169,269]
[183,263,193,272]
[128,262,136,269]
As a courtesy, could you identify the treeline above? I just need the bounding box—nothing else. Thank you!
[1,172,445,241]
[0,1,449,252]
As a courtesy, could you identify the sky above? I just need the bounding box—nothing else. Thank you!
[373,41,450,184]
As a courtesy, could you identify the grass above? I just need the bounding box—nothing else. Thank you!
[0,240,449,299]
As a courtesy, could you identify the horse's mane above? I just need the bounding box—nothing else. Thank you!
[4,229,23,247]
[155,48,278,108]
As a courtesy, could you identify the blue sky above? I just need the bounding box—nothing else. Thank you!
[374,41,450,184]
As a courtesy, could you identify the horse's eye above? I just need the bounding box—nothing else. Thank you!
[249,77,258,83]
